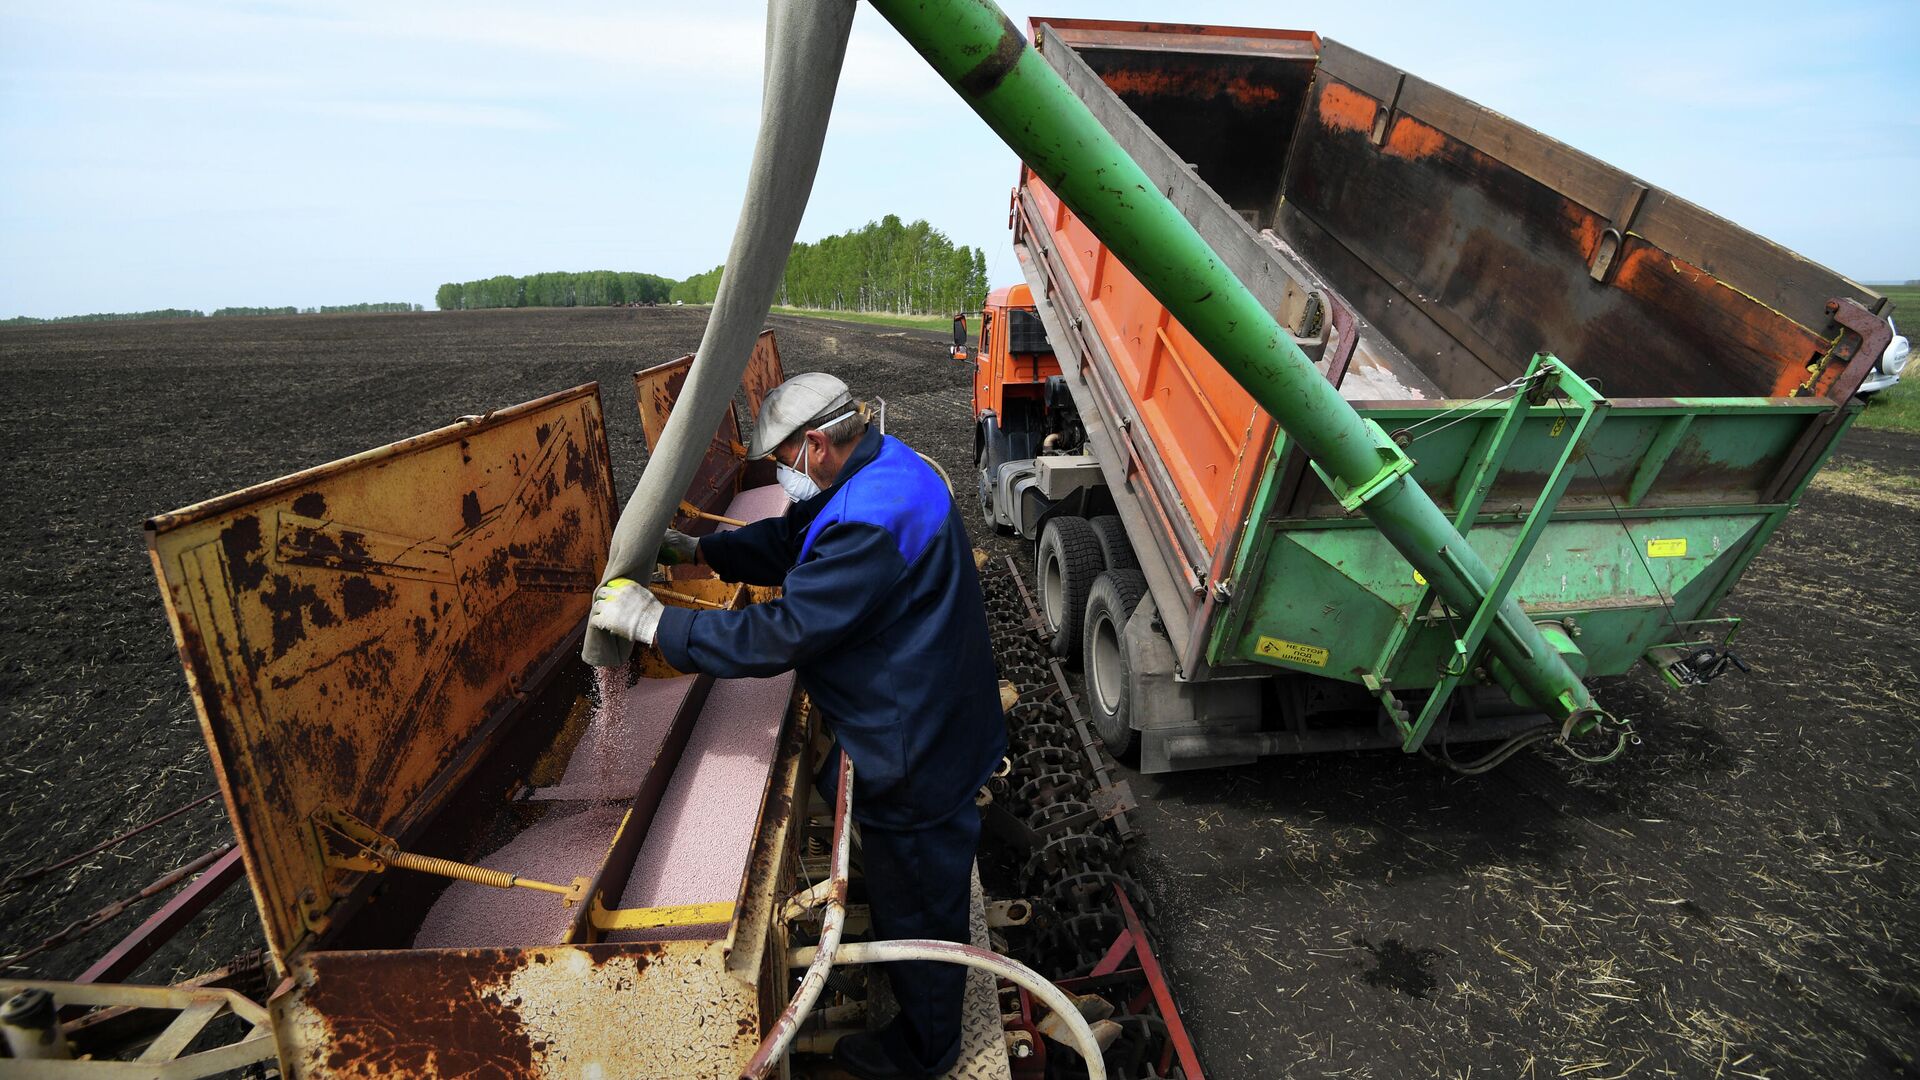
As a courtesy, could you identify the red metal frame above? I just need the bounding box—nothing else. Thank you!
[1,791,220,894]
[1047,886,1207,1079]
[76,847,247,986]
[1000,981,1048,1079]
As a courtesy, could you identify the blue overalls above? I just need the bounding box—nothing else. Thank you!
[656,425,1006,1072]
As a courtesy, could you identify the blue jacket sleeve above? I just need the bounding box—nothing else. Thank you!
[698,515,797,587]
[658,521,907,678]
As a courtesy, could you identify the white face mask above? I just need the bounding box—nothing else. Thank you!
[777,460,821,503]
[774,410,855,503]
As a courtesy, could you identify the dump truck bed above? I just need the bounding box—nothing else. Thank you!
[1008,18,1890,764]
[1038,20,1884,397]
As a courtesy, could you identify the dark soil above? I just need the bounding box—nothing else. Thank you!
[3,308,1915,1079]
[1121,426,1920,1079]
[0,307,980,986]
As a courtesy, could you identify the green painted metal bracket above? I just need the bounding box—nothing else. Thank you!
[1308,419,1416,513]
[1625,414,1693,507]
[1370,355,1611,750]
[1374,357,1554,685]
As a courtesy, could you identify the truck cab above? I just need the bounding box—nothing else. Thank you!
[962,284,1092,538]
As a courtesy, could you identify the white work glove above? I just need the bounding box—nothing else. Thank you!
[589,578,665,645]
[658,528,699,566]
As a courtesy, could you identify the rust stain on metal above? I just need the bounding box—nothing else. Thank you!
[1562,202,1605,262]
[739,330,787,424]
[1100,67,1285,107]
[291,950,537,1077]
[145,384,617,965]
[1286,78,1835,401]
[632,355,747,528]
[278,941,768,1077]
[1316,81,1377,134]
[1609,245,1830,397]
[1382,115,1444,160]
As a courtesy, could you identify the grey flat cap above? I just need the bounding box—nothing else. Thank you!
[747,372,855,459]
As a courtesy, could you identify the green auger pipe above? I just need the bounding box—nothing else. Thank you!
[867,0,1604,728]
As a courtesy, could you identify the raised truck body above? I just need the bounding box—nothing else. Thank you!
[970,18,1894,772]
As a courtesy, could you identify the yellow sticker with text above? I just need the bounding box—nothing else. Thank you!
[1256,636,1329,667]
[1412,570,1427,586]
[1647,537,1687,558]
[1549,416,1567,437]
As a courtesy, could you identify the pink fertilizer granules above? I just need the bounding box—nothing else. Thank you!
[414,488,793,950]
[607,671,795,943]
[410,802,625,948]
[720,484,792,529]
[412,670,698,947]
[528,670,700,804]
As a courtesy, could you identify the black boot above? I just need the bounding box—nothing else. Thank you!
[832,1029,930,1080]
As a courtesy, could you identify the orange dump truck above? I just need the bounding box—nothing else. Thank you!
[966,19,1893,773]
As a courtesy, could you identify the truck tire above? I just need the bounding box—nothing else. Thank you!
[1088,515,1136,571]
[1083,569,1147,760]
[976,443,1009,535]
[1037,516,1102,660]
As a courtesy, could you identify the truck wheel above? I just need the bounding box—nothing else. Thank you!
[1088,515,1136,571]
[1083,569,1147,760]
[1037,516,1102,660]
[976,444,1009,535]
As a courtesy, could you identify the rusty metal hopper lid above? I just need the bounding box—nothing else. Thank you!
[144,385,615,964]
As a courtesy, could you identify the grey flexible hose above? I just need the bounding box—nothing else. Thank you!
[584,0,857,667]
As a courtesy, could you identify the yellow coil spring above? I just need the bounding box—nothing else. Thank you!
[384,850,516,890]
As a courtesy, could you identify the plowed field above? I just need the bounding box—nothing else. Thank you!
[2,307,1914,1077]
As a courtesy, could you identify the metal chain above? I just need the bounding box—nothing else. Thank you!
[1557,710,1639,763]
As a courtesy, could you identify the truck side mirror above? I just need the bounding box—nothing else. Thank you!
[953,315,969,347]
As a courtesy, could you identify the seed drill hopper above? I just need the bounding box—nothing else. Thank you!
[129,348,845,1076]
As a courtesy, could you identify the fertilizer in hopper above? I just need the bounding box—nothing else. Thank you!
[412,669,696,946]
[414,484,796,948]
[610,671,794,942]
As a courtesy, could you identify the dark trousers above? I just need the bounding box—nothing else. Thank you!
[859,800,982,1073]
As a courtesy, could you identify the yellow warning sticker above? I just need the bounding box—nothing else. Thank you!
[1256,636,1329,667]
[1412,570,1427,586]
[1548,416,1567,437]
[1647,537,1687,558]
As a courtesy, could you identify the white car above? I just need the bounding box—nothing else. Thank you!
[1861,316,1910,397]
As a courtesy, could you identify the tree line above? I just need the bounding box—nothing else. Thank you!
[5,302,422,325]
[4,308,206,325]
[11,215,991,325]
[433,217,989,316]
[670,215,988,315]
[434,271,676,311]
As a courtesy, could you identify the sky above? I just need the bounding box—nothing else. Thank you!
[2,1,1916,319]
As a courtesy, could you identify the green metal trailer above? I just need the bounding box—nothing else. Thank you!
[892,9,1898,772]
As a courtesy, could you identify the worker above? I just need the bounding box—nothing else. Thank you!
[589,372,1006,1079]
